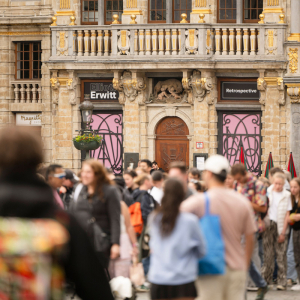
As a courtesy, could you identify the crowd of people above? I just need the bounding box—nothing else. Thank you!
[0,127,300,300]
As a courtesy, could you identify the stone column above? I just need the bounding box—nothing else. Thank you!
[236,0,243,24]
[98,0,105,25]
[288,0,300,42]
[190,0,213,23]
[166,0,172,24]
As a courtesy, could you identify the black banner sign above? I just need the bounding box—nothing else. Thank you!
[221,81,259,100]
[84,81,119,101]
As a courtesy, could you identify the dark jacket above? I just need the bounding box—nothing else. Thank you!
[60,186,74,210]
[70,184,121,245]
[132,189,156,225]
[0,170,114,300]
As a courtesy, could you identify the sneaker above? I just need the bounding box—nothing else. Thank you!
[255,286,268,300]
[277,285,286,291]
[135,285,150,292]
[291,284,300,291]
[247,287,258,291]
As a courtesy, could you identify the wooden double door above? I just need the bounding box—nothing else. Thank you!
[155,117,189,172]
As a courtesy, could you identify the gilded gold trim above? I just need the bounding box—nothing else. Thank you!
[286,84,300,88]
[288,33,300,42]
[264,77,281,85]
[60,0,70,9]
[58,78,73,86]
[55,11,75,16]
[122,10,143,15]
[0,31,50,36]
[191,9,212,14]
[262,8,284,13]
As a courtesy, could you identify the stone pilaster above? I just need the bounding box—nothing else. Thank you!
[190,0,213,24]
[288,0,300,41]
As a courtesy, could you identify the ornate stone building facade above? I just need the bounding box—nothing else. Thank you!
[1,0,300,174]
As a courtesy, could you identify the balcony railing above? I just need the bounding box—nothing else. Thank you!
[11,81,42,103]
[50,23,287,60]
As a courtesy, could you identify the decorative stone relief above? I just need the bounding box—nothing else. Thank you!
[292,112,300,124]
[185,29,198,55]
[148,79,186,104]
[182,70,214,104]
[257,78,267,105]
[265,30,277,55]
[67,73,77,106]
[113,71,146,104]
[50,77,60,104]
[56,32,69,56]
[277,77,285,106]
[287,85,300,103]
[288,48,298,74]
[117,30,130,55]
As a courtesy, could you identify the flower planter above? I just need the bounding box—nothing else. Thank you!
[73,140,101,151]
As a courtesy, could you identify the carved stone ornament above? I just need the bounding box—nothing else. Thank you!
[277,77,285,106]
[148,79,187,104]
[117,30,130,55]
[288,48,298,74]
[185,29,198,55]
[257,78,267,105]
[50,77,60,104]
[287,86,300,103]
[56,31,69,56]
[265,29,277,56]
[113,71,146,103]
[67,76,78,105]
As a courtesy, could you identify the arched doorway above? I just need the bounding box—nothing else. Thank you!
[155,117,189,172]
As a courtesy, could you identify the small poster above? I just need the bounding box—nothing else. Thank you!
[16,113,41,126]
[196,142,204,149]
[196,157,205,171]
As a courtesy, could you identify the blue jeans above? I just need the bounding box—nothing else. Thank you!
[249,260,267,288]
[142,256,150,276]
[287,230,298,280]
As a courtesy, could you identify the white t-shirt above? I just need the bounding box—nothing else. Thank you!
[269,190,292,222]
[150,186,164,205]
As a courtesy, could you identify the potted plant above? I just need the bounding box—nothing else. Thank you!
[73,133,102,151]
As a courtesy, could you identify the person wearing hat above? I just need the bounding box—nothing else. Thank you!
[60,169,79,210]
[181,155,257,300]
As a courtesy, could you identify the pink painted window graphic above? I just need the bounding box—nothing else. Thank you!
[90,113,123,174]
[220,113,261,175]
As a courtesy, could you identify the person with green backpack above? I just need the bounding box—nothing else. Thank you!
[181,155,257,300]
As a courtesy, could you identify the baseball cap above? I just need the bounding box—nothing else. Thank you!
[204,155,231,175]
[65,169,79,183]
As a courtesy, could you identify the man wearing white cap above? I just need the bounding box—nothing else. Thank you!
[181,155,257,300]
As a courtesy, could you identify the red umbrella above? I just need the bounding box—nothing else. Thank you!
[239,145,248,170]
[264,152,274,178]
[287,152,297,178]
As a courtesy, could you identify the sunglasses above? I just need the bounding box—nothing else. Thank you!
[53,173,66,179]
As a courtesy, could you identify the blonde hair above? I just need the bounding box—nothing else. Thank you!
[134,173,151,186]
[273,172,286,182]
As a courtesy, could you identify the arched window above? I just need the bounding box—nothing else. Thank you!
[173,0,192,23]
[149,0,166,23]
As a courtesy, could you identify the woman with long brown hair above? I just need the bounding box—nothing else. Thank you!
[148,178,206,300]
[70,159,121,269]
[289,178,300,291]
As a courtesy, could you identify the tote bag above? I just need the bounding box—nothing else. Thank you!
[198,192,226,276]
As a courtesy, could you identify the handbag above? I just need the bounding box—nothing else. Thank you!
[198,192,226,276]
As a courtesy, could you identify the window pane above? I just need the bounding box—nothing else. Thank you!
[89,1,94,11]
[181,0,186,9]
[150,10,156,20]
[226,9,232,19]
[233,9,236,19]
[119,0,123,9]
[33,61,39,70]
[150,0,155,10]
[258,8,263,15]
[187,0,192,8]
[226,0,232,8]
[233,0,236,8]
[33,52,39,60]
[17,43,21,51]
[33,70,39,79]
[174,10,180,21]
[24,70,29,79]
[24,52,29,60]
[83,11,89,21]
[106,11,112,21]
[24,43,29,51]
[113,0,118,10]
[106,0,112,10]
[17,52,23,60]
[220,0,225,8]
[24,61,29,69]
[17,61,23,70]
[83,1,88,10]
[244,0,250,9]
[157,0,162,9]
[251,0,256,7]
[33,43,39,51]
[244,9,250,19]
[95,0,98,10]
[251,9,257,19]
[174,0,180,8]
[163,0,166,9]
[220,9,226,19]
[163,10,166,20]
[258,0,263,8]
